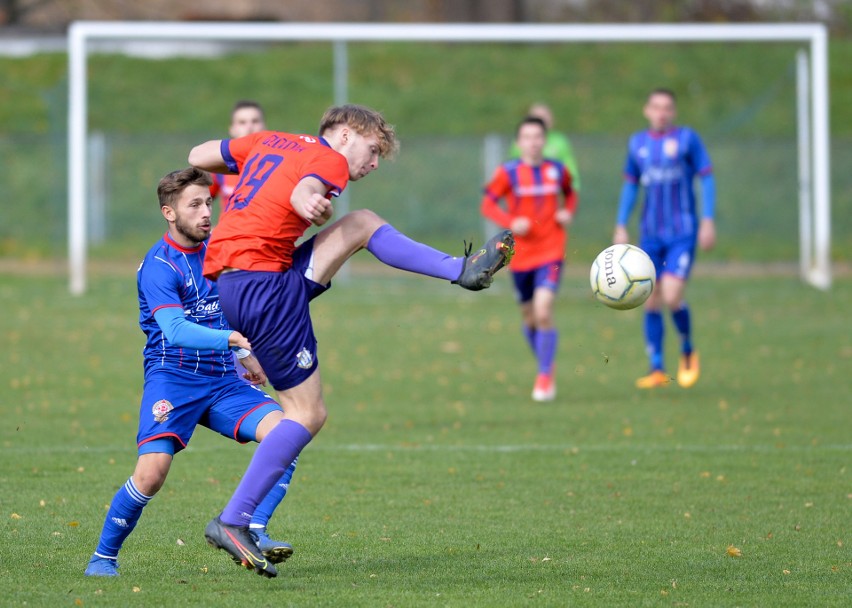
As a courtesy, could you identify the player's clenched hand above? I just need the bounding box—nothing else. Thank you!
[296,192,334,226]
[240,354,268,386]
[227,331,251,352]
[510,216,532,237]
[613,226,629,245]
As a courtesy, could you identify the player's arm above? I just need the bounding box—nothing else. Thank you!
[614,139,641,244]
[291,176,335,226]
[238,352,268,386]
[555,166,576,227]
[188,140,232,174]
[690,129,717,251]
[153,307,250,352]
[480,167,514,227]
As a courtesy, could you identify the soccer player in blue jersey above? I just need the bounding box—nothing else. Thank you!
[613,89,717,389]
[84,168,298,577]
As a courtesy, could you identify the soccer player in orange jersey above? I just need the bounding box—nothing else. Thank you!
[188,104,514,577]
[209,100,266,214]
[482,116,577,402]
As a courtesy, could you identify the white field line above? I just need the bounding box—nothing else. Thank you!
[4,442,851,455]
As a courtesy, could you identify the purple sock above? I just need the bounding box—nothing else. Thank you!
[522,325,536,354]
[534,329,558,374]
[220,419,312,527]
[367,224,463,281]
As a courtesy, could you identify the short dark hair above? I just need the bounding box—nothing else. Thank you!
[516,116,547,137]
[231,100,265,120]
[648,88,677,103]
[157,167,212,210]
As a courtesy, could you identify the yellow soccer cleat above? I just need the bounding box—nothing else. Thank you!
[635,370,671,389]
[677,351,700,388]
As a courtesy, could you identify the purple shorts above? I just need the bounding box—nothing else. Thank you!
[511,260,563,303]
[216,236,330,391]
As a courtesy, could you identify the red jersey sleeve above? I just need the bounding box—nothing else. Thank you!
[480,166,514,228]
[300,146,349,197]
[221,131,269,173]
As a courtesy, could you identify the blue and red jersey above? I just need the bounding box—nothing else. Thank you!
[622,126,713,240]
[138,232,233,377]
[481,158,576,272]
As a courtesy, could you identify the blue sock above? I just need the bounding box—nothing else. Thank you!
[644,311,665,371]
[671,305,693,355]
[522,325,536,355]
[534,329,558,374]
[93,477,152,559]
[249,457,298,531]
[220,419,312,527]
[367,224,464,281]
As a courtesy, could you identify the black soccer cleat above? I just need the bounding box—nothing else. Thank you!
[452,229,515,291]
[205,516,278,578]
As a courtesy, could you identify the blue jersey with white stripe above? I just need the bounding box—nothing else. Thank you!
[623,126,713,240]
[137,233,233,377]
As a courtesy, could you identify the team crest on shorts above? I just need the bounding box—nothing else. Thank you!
[152,399,174,423]
[295,348,313,369]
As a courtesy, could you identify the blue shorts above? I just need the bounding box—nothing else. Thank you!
[511,260,563,303]
[640,235,696,281]
[216,236,330,391]
[137,368,281,456]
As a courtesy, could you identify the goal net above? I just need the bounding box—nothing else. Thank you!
[65,22,832,293]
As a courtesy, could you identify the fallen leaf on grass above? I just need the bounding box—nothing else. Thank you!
[10,513,21,520]
[726,545,743,557]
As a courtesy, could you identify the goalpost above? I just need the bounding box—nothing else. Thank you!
[67,22,831,294]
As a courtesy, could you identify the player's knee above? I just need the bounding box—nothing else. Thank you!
[348,209,386,233]
[132,467,168,496]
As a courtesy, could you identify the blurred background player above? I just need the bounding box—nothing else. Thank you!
[189,104,514,578]
[209,100,266,214]
[84,168,296,577]
[510,102,581,192]
[613,88,717,389]
[482,116,577,402]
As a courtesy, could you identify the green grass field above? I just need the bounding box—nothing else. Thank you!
[1,267,849,607]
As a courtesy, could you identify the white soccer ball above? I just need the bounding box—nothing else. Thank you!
[589,244,656,310]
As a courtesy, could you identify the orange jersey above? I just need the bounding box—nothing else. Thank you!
[481,159,576,271]
[203,131,349,279]
[209,172,240,212]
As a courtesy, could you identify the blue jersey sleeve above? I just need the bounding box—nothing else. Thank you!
[153,307,230,351]
[686,129,713,175]
[139,254,186,317]
[622,134,642,183]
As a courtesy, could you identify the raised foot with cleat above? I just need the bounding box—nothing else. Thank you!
[205,517,278,578]
[453,230,515,291]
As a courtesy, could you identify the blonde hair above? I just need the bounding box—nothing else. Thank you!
[319,104,399,159]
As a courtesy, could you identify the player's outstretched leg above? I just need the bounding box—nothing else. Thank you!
[311,211,513,290]
[452,230,515,291]
[205,516,278,578]
[249,458,298,564]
